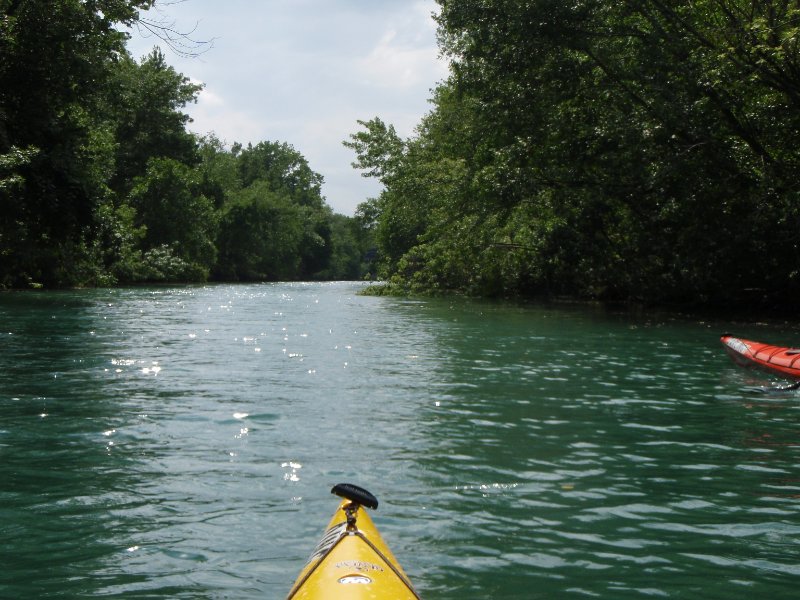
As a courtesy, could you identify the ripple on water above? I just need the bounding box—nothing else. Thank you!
[2,286,800,598]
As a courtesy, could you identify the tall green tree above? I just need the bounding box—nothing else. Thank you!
[318,213,364,280]
[109,48,202,195]
[232,141,334,278]
[353,0,800,307]
[238,141,326,208]
[0,0,154,287]
[215,183,304,281]
[196,135,241,209]
[128,157,217,280]
[0,1,376,287]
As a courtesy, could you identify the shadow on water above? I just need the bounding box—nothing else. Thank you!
[0,291,145,597]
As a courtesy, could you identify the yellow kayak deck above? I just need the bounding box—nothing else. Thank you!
[287,484,420,599]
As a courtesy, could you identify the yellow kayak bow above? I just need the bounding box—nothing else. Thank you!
[286,484,421,599]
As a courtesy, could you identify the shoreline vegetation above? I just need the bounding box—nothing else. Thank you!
[3,2,800,316]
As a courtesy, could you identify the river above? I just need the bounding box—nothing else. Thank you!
[1,282,798,598]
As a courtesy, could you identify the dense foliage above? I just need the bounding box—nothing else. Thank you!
[0,0,371,288]
[349,0,800,309]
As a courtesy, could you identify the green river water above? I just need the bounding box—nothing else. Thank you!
[1,282,798,599]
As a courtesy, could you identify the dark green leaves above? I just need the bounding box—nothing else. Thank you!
[353,0,800,308]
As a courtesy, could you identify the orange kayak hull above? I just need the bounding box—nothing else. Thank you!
[721,335,800,379]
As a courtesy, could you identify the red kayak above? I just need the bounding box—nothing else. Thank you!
[721,334,800,379]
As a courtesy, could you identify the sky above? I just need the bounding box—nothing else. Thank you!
[125,0,449,216]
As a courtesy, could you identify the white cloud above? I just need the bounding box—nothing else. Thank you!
[194,83,223,108]
[357,29,447,89]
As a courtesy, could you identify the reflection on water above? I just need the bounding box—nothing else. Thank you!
[1,284,799,598]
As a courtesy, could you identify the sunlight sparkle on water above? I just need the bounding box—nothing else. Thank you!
[282,461,302,482]
[6,282,800,599]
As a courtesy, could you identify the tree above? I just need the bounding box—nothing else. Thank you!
[215,183,303,281]
[108,48,202,195]
[0,0,154,287]
[196,134,241,209]
[352,0,800,307]
[237,141,326,209]
[128,157,217,279]
[0,1,369,287]
[343,118,405,183]
[297,206,333,278]
[317,213,363,280]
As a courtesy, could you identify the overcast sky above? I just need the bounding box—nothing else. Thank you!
[125,0,449,215]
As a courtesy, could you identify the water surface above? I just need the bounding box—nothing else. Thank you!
[1,283,798,598]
